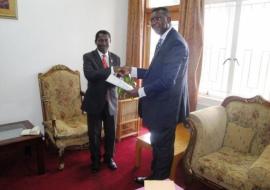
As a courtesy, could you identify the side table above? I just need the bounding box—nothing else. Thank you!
[0,120,45,174]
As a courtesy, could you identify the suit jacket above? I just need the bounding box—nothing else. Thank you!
[81,49,120,115]
[138,28,189,129]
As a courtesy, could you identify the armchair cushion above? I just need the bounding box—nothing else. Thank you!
[44,115,87,138]
[198,147,257,190]
[248,144,270,188]
[226,101,270,155]
[223,122,255,153]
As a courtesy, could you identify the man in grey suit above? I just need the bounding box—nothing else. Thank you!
[121,7,189,184]
[81,30,120,173]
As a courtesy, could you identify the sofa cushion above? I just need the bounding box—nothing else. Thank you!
[198,147,257,190]
[223,122,255,153]
[225,101,270,155]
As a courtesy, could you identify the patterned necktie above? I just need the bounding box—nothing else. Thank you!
[154,38,163,55]
[102,54,108,68]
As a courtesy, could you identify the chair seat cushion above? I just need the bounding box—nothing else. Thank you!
[44,114,88,138]
[197,147,258,190]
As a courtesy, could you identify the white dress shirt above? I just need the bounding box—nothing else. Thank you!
[97,49,114,74]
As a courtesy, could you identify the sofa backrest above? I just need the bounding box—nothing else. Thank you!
[223,96,270,155]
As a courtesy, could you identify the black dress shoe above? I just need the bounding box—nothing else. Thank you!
[105,159,117,170]
[91,162,100,173]
[134,176,148,185]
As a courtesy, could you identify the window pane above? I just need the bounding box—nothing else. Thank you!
[232,0,270,99]
[199,1,236,97]
[149,21,179,63]
[149,0,180,8]
[200,0,270,100]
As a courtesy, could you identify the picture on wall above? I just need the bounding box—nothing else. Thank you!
[0,0,17,19]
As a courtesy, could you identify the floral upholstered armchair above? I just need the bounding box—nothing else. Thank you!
[38,65,88,170]
[184,96,270,190]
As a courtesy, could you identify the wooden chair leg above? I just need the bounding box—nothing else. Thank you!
[169,154,182,181]
[58,148,65,170]
[135,140,143,168]
[182,161,194,185]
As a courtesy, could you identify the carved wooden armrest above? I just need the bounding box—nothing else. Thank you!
[42,95,57,129]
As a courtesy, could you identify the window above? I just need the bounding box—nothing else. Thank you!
[144,1,180,67]
[149,0,180,7]
[200,0,270,99]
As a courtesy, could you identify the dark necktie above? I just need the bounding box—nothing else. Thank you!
[154,38,163,55]
[102,54,108,68]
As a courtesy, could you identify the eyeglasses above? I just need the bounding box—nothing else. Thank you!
[151,16,163,23]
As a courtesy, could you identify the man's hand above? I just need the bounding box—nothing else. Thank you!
[118,66,131,76]
[113,66,121,73]
[113,66,125,77]
[127,87,139,97]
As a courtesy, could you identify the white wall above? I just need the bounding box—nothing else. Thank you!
[0,0,128,127]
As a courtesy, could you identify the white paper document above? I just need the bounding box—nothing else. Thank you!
[106,74,134,91]
[145,180,175,190]
[21,126,41,136]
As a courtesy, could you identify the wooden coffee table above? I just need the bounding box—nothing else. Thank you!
[0,120,45,174]
[135,123,190,180]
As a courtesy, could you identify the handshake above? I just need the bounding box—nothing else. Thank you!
[112,66,139,97]
[113,66,132,77]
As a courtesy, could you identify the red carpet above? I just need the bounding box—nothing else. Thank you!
[0,129,211,190]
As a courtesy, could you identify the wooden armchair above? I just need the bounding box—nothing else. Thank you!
[38,65,88,170]
[184,96,270,190]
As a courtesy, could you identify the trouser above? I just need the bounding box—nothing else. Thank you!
[149,125,176,179]
[87,103,115,163]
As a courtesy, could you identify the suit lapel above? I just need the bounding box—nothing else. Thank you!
[109,52,118,67]
[147,29,176,76]
[108,52,113,67]
[93,50,103,68]
[152,28,175,60]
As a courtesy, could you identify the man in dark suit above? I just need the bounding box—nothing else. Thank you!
[121,7,189,184]
[82,30,120,173]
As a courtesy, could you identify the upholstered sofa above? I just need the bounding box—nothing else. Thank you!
[184,96,270,190]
